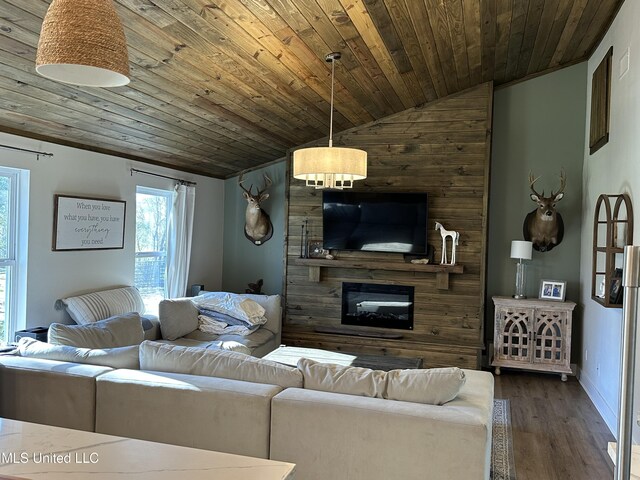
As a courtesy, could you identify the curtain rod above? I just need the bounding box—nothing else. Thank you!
[130,168,197,186]
[0,143,54,159]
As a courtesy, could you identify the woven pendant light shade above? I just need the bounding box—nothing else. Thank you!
[36,0,130,87]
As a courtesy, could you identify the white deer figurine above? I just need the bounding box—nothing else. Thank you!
[435,222,459,265]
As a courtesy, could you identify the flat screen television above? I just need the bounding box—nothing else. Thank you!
[322,191,428,254]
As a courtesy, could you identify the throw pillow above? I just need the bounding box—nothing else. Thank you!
[386,367,466,405]
[158,298,199,341]
[18,337,139,369]
[139,340,303,388]
[59,286,145,325]
[297,358,387,398]
[48,312,144,348]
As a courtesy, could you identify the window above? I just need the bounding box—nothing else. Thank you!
[135,186,172,315]
[0,166,29,344]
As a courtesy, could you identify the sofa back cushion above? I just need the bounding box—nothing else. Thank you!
[158,298,199,340]
[297,358,387,398]
[386,367,466,405]
[139,340,302,388]
[48,312,144,348]
[59,286,145,324]
[18,338,139,369]
[297,358,467,405]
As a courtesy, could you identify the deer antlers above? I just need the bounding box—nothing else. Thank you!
[550,169,566,198]
[529,169,566,199]
[238,173,272,197]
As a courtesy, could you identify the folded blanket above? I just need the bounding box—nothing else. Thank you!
[197,308,253,327]
[198,315,259,336]
[194,293,267,326]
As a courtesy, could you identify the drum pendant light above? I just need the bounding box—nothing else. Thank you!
[36,0,130,87]
[293,52,367,189]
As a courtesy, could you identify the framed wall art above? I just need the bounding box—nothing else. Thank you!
[53,194,126,251]
[589,47,613,155]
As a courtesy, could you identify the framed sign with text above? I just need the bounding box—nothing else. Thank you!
[53,194,126,251]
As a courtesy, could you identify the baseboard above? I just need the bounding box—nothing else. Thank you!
[577,366,617,437]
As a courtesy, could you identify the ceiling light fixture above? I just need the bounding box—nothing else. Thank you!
[36,0,130,87]
[292,52,367,189]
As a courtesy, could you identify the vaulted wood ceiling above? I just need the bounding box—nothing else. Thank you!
[0,0,623,178]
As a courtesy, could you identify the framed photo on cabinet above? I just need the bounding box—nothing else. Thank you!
[539,280,566,302]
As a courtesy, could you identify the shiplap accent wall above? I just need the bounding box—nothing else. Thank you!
[282,83,493,369]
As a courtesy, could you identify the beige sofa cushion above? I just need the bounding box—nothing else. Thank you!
[59,286,145,324]
[139,340,303,388]
[158,298,199,340]
[0,356,112,432]
[154,338,251,355]
[386,367,466,405]
[297,358,387,398]
[96,369,282,459]
[18,338,139,369]
[298,359,466,405]
[48,312,144,348]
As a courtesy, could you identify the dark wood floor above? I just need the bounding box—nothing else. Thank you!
[494,370,615,480]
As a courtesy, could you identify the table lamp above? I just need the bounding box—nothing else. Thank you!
[511,240,533,299]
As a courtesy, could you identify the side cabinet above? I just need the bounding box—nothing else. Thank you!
[492,296,576,381]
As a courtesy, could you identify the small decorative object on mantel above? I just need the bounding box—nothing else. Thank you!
[246,279,263,295]
[308,240,329,258]
[325,254,334,260]
[410,258,430,264]
[238,173,273,246]
[435,222,459,265]
[539,279,566,301]
[523,170,565,252]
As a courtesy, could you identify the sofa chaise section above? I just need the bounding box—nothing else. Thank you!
[0,356,112,432]
[157,293,282,357]
[269,369,494,480]
[95,369,283,459]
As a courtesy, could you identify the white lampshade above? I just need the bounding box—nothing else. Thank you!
[36,0,130,87]
[510,240,533,260]
[293,146,367,189]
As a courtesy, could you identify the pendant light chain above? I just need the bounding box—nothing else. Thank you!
[328,56,335,148]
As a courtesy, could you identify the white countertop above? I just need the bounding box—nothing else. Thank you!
[0,418,295,479]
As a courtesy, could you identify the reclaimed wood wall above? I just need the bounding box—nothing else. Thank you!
[282,82,493,369]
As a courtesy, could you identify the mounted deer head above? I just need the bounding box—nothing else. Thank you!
[238,173,274,245]
[523,170,566,252]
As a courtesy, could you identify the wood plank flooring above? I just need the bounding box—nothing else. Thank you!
[494,370,615,479]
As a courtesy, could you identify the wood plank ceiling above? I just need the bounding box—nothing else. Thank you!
[0,0,623,178]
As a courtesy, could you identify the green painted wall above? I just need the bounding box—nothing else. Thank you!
[487,62,587,344]
[222,161,286,295]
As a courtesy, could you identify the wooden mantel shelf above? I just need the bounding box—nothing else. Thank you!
[291,258,464,290]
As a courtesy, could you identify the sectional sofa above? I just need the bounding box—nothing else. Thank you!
[0,291,495,479]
